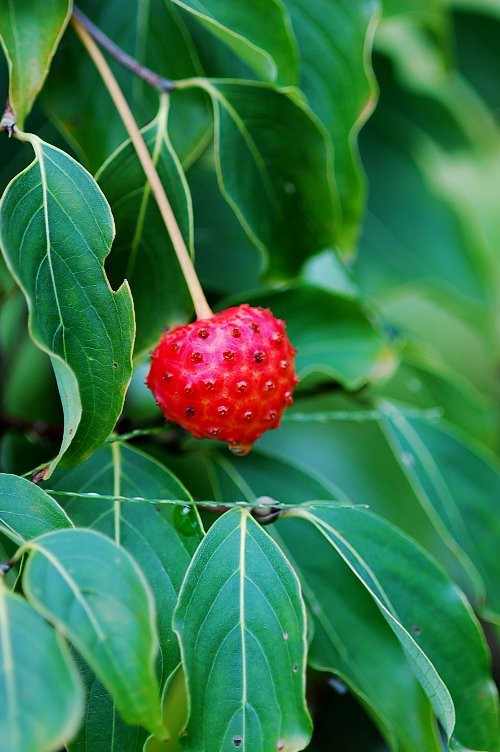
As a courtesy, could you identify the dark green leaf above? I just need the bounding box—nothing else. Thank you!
[43,0,211,171]
[183,79,337,279]
[273,520,441,752]
[23,528,164,737]
[97,96,193,353]
[0,137,135,475]
[285,0,379,251]
[0,584,84,752]
[380,402,500,623]
[0,0,70,127]
[0,472,71,543]
[285,503,499,751]
[170,0,298,84]
[173,508,311,751]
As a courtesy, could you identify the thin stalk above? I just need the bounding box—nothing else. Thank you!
[71,14,213,321]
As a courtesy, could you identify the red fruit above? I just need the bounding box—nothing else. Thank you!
[146,305,298,455]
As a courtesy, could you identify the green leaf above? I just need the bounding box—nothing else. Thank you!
[225,283,395,390]
[0,472,71,544]
[22,528,164,737]
[173,508,311,752]
[0,136,135,476]
[0,584,84,752]
[0,0,70,128]
[284,0,379,251]
[272,521,441,752]
[43,0,211,171]
[170,0,298,84]
[380,402,500,623]
[47,441,202,689]
[185,79,337,279]
[285,503,499,752]
[97,95,193,353]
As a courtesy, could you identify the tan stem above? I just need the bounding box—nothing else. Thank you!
[71,15,213,321]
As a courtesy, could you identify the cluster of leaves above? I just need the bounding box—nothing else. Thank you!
[0,1,499,751]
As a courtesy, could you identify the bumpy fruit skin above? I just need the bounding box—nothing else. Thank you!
[146,305,298,455]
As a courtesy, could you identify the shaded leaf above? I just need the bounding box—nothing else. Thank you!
[0,584,84,752]
[173,508,311,752]
[0,0,70,127]
[0,137,135,475]
[23,528,164,737]
[0,472,71,544]
[171,0,298,84]
[285,0,379,251]
[285,503,499,751]
[184,78,337,279]
[97,96,193,353]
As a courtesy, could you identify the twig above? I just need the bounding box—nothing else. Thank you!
[71,13,213,321]
[72,7,175,93]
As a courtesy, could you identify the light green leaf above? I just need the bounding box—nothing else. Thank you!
[97,95,193,353]
[225,283,395,390]
[0,583,84,752]
[380,402,500,623]
[22,528,164,737]
[173,508,311,752]
[0,136,135,476]
[47,442,202,689]
[0,0,70,128]
[285,0,379,252]
[170,0,298,84]
[43,0,211,171]
[0,472,71,544]
[285,503,499,751]
[273,521,441,752]
[184,79,337,279]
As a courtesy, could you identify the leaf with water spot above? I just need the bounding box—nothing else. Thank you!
[0,136,135,476]
[22,528,164,737]
[0,585,84,752]
[173,508,311,752]
[97,96,193,353]
[0,0,70,127]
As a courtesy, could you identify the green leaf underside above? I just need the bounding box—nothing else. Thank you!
[226,283,392,389]
[0,137,134,475]
[97,96,193,353]
[380,403,500,623]
[0,472,71,544]
[192,79,337,279]
[47,442,202,690]
[42,0,211,172]
[202,449,440,752]
[170,0,299,84]
[173,508,311,752]
[288,504,499,751]
[285,0,379,251]
[23,528,164,736]
[0,585,84,752]
[0,0,71,127]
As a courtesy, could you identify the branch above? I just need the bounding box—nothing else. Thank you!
[72,7,176,93]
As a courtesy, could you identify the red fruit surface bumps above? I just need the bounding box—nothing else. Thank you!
[146,305,298,455]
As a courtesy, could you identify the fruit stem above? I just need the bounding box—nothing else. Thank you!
[71,14,213,321]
